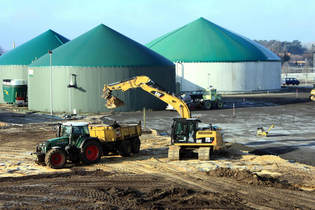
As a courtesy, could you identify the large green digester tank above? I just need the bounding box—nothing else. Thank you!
[2,79,27,103]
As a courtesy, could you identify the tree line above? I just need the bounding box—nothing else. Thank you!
[255,40,307,55]
[254,40,315,65]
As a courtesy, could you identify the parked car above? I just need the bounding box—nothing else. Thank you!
[283,78,300,86]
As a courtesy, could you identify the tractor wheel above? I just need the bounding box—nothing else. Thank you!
[81,140,102,164]
[35,154,45,165]
[204,101,212,110]
[119,141,131,157]
[131,137,141,154]
[45,148,66,169]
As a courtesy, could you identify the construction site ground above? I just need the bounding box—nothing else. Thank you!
[0,87,315,209]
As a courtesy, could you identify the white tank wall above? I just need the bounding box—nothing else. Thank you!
[175,62,281,93]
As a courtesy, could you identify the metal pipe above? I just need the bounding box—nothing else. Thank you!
[180,62,184,92]
[143,107,146,129]
[69,73,72,113]
[49,50,53,115]
[69,86,72,113]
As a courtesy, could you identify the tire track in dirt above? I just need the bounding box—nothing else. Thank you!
[1,170,248,209]
[116,160,266,209]
[96,157,315,209]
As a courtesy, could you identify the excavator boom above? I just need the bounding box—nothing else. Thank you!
[102,76,191,118]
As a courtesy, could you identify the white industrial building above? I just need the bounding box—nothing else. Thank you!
[147,17,281,93]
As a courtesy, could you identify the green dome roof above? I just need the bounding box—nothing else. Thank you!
[0,30,69,65]
[31,24,174,67]
[146,17,280,62]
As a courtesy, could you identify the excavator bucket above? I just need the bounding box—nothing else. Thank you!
[103,86,125,109]
[106,95,124,109]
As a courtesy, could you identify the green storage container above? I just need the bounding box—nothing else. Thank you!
[2,79,27,103]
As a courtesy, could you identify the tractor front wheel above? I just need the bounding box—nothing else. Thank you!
[81,141,102,164]
[45,149,66,169]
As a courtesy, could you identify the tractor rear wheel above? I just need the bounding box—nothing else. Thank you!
[119,141,131,157]
[45,148,66,169]
[131,137,141,154]
[81,141,102,164]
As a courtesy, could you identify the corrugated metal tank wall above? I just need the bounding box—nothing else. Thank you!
[175,62,281,93]
[28,66,175,113]
[0,65,28,103]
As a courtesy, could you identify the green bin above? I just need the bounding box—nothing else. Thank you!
[2,79,27,104]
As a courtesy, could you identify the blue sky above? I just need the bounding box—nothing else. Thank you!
[0,0,314,50]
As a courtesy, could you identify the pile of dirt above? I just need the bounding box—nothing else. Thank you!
[104,186,250,209]
[207,168,297,190]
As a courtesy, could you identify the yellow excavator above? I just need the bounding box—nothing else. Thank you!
[102,76,224,160]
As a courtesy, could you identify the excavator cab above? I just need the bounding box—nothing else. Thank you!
[171,118,199,144]
[169,118,223,161]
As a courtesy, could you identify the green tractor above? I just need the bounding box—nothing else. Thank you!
[185,88,223,110]
[34,122,103,169]
[201,88,223,109]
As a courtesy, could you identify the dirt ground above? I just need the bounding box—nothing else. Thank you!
[0,125,314,209]
[0,87,315,209]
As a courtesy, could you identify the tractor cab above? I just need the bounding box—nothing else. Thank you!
[56,122,90,138]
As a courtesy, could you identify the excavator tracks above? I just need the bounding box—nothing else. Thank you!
[168,145,180,161]
[198,147,212,161]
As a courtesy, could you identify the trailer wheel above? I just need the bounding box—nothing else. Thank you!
[81,140,102,164]
[45,148,66,169]
[119,141,131,157]
[131,137,141,154]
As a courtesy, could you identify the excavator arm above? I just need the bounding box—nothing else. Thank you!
[102,76,191,119]
[267,124,275,133]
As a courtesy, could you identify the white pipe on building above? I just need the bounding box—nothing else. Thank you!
[49,51,53,115]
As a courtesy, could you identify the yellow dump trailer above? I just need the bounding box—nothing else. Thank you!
[89,123,141,142]
[88,122,142,156]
